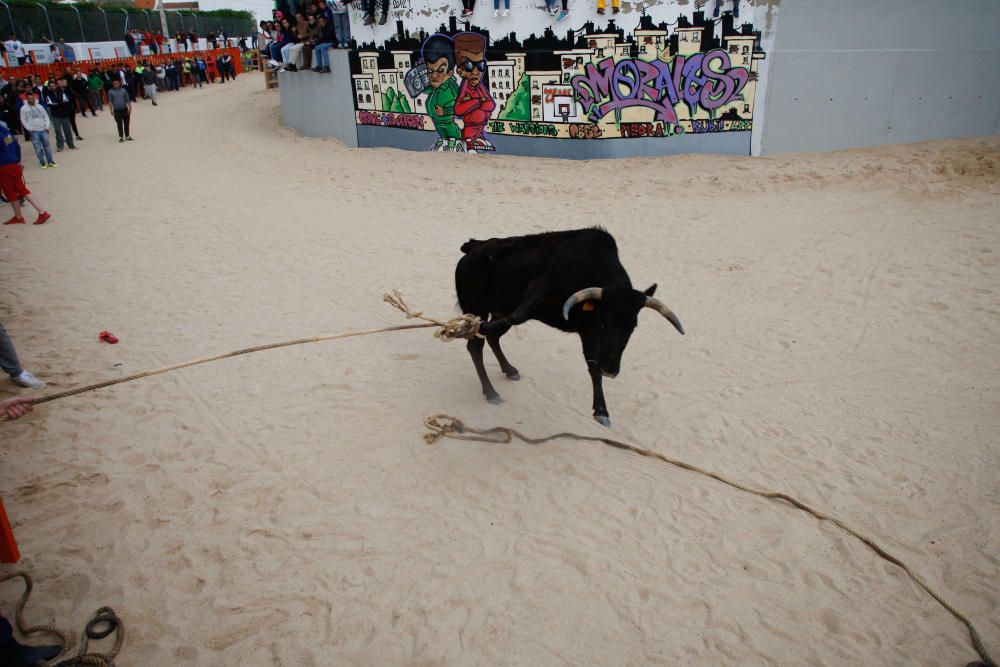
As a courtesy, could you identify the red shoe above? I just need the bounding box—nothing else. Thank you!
[3,216,25,225]
[99,331,119,344]
[33,211,51,225]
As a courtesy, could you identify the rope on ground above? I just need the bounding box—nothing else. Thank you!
[0,571,124,666]
[423,415,997,667]
[0,292,481,422]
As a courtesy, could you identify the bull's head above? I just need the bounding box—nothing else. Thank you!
[562,284,684,378]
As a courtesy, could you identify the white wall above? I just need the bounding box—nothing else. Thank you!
[756,0,1000,154]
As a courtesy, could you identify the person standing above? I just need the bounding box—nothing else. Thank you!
[124,30,137,57]
[107,79,132,142]
[141,64,158,105]
[88,68,105,111]
[18,92,55,169]
[0,324,44,389]
[43,80,75,152]
[0,121,50,226]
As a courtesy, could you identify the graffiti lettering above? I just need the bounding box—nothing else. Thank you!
[691,119,724,133]
[489,121,506,133]
[570,49,748,123]
[508,122,558,137]
[359,111,425,130]
[731,119,752,131]
[620,122,664,138]
[544,87,574,104]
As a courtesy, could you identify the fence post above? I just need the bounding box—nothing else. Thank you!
[35,2,54,42]
[98,7,110,41]
[0,1,13,40]
[71,5,85,43]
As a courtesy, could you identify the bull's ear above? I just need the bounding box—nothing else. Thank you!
[643,284,657,297]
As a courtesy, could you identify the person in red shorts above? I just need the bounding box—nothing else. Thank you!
[0,121,50,225]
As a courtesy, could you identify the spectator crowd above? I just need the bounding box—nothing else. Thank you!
[259,0,352,73]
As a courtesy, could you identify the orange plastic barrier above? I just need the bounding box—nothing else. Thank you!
[0,497,19,563]
[1,47,244,82]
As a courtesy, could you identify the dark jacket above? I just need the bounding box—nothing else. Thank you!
[141,69,156,85]
[44,88,74,118]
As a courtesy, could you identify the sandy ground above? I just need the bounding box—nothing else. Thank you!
[0,73,998,666]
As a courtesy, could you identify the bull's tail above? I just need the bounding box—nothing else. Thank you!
[461,239,485,254]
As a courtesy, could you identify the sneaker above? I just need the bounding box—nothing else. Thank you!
[126,136,133,141]
[40,163,47,169]
[556,9,568,20]
[48,162,58,168]
[11,371,45,389]
[612,5,619,12]
[119,137,124,143]
[68,145,77,150]
[494,9,499,16]
[597,6,604,13]
[33,211,51,225]
[502,8,509,14]
[362,13,374,24]
[378,13,387,24]
[547,6,558,14]
[268,58,280,67]
[285,64,298,72]
[2,216,24,225]
[322,66,331,73]
[57,147,64,152]
[152,101,157,105]
[461,8,472,16]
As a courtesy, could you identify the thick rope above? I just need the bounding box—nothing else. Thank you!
[0,293,480,422]
[423,415,997,667]
[0,571,124,666]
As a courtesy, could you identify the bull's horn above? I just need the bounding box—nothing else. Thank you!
[645,297,685,335]
[562,287,604,320]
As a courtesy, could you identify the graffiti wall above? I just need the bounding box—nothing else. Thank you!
[348,1,766,153]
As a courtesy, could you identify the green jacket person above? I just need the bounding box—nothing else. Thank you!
[419,34,460,141]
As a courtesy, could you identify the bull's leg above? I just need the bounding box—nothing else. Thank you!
[588,361,611,427]
[477,285,545,339]
[468,337,503,404]
[486,335,520,380]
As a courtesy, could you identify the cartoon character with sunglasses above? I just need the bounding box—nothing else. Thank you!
[410,34,462,151]
[452,32,496,153]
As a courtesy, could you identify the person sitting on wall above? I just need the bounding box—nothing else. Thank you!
[3,35,26,66]
[309,15,336,73]
[124,30,137,57]
[713,0,739,18]
[452,32,495,153]
[418,35,461,152]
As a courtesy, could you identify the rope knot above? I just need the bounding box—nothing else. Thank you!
[383,291,483,341]
[423,414,466,443]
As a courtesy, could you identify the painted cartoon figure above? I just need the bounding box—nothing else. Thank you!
[452,32,496,153]
[414,34,462,152]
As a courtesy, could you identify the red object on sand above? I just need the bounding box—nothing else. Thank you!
[0,497,20,563]
[99,331,119,344]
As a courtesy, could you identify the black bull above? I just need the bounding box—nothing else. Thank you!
[455,228,684,426]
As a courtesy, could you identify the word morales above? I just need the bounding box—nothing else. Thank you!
[571,49,749,124]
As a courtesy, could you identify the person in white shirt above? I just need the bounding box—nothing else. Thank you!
[3,35,26,66]
[18,92,55,168]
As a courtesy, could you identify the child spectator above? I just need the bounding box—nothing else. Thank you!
[0,121,50,225]
[17,92,54,169]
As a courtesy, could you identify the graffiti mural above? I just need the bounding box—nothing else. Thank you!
[350,9,765,153]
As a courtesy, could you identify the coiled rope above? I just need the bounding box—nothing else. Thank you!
[423,415,996,667]
[0,572,124,666]
[0,294,993,666]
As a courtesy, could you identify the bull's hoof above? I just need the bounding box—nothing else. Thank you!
[487,394,504,405]
[505,370,520,381]
[594,414,611,427]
